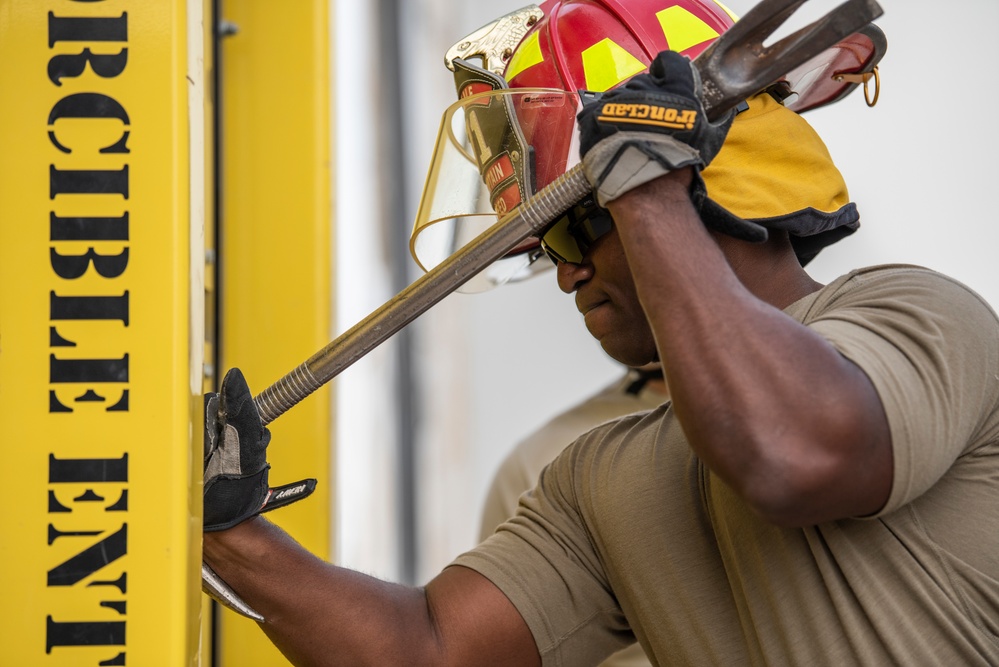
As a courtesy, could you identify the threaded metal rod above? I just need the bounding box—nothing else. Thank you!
[254,166,591,425]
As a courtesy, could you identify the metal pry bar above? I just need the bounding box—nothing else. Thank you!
[204,0,885,620]
[202,561,264,622]
[251,0,884,426]
[252,169,588,426]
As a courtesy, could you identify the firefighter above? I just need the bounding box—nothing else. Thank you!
[203,1,999,665]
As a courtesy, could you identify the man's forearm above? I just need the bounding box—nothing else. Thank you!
[606,172,892,526]
[203,517,436,667]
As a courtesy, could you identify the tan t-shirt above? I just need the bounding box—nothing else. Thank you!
[479,370,668,542]
[453,265,999,666]
[479,370,668,667]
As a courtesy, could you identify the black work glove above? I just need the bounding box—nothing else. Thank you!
[203,367,316,532]
[577,50,767,242]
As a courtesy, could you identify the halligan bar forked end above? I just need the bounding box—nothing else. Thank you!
[695,0,884,120]
[203,561,265,622]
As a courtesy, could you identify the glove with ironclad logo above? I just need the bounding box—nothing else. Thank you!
[577,50,767,242]
[203,367,316,532]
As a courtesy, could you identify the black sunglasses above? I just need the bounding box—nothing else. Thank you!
[539,194,614,264]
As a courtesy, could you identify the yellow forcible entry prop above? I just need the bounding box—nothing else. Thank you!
[204,0,886,618]
[0,1,205,664]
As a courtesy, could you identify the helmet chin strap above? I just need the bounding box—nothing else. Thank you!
[626,365,666,396]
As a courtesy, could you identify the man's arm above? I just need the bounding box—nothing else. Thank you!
[572,51,892,527]
[203,517,540,667]
[203,369,540,666]
[606,171,892,527]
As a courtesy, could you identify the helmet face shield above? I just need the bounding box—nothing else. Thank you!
[411,1,739,291]
[411,87,582,291]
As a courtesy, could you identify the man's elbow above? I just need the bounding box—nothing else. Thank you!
[737,446,868,528]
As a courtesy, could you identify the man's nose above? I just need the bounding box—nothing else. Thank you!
[556,259,592,294]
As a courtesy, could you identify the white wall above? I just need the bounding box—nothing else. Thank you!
[336,0,999,585]
[333,0,404,580]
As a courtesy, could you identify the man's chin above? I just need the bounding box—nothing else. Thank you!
[585,309,656,365]
[597,338,654,369]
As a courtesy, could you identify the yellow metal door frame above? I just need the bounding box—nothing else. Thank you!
[215,1,334,664]
[199,0,219,662]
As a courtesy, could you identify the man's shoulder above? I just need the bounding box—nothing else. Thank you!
[831,263,987,299]
[791,264,998,326]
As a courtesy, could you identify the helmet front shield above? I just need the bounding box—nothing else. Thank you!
[410,87,582,292]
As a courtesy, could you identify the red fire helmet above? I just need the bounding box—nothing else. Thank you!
[410,1,885,289]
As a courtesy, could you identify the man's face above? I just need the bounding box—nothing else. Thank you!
[555,223,658,367]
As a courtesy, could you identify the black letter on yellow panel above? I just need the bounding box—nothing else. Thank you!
[50,212,129,241]
[51,292,129,325]
[50,166,129,199]
[48,13,128,47]
[50,355,129,383]
[47,524,127,587]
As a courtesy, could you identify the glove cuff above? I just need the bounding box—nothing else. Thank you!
[584,132,702,208]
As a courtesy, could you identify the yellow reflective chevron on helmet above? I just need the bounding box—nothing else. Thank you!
[710,0,740,23]
[504,2,739,92]
[581,38,646,92]
[505,31,543,82]
[657,6,721,53]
